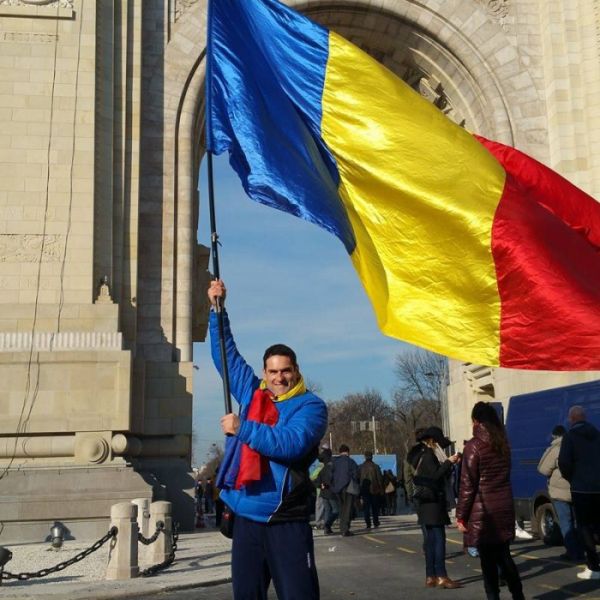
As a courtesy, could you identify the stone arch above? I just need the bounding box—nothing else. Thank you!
[141,0,547,365]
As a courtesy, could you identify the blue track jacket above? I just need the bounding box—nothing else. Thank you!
[210,311,328,523]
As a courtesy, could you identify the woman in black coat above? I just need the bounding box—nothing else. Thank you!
[407,426,461,589]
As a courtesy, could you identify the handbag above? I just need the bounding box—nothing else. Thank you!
[385,481,395,494]
[346,478,360,496]
[220,506,235,539]
[412,455,437,503]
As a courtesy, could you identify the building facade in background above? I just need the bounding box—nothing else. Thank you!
[0,0,598,540]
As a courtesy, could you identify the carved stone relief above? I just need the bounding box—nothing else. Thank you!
[0,0,73,7]
[477,0,511,31]
[405,67,466,128]
[174,0,199,22]
[0,234,63,263]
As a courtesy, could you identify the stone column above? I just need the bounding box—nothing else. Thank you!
[106,502,139,580]
[148,501,172,565]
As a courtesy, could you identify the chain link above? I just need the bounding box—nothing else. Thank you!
[138,521,164,545]
[1,526,118,582]
[140,521,179,577]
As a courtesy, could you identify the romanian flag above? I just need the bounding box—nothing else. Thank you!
[205,0,600,370]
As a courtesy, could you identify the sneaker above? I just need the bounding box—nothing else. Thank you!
[324,527,334,535]
[577,568,600,580]
[341,531,354,537]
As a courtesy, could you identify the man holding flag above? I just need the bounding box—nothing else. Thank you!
[208,280,327,600]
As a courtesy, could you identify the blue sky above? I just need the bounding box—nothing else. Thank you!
[192,154,410,465]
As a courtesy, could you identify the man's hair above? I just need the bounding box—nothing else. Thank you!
[339,444,350,453]
[364,450,373,459]
[414,428,426,439]
[552,424,567,437]
[263,344,297,368]
[568,405,586,422]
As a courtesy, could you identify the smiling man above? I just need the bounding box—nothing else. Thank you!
[207,279,328,600]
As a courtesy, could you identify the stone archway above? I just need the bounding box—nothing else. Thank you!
[0,0,572,540]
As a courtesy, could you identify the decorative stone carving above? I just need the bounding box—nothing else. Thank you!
[78,436,110,464]
[0,234,63,263]
[0,0,73,7]
[0,331,123,352]
[95,275,114,304]
[174,0,199,22]
[405,67,466,128]
[477,0,511,31]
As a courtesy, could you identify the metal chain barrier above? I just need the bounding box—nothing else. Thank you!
[137,521,164,545]
[140,521,179,577]
[1,526,118,582]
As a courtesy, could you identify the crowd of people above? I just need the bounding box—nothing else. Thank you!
[203,279,600,600]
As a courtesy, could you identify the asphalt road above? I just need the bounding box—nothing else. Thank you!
[147,516,600,599]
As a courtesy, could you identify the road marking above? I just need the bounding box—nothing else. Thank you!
[446,537,463,546]
[396,546,416,554]
[364,535,386,544]
[520,553,580,567]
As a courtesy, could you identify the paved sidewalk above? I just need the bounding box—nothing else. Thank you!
[0,524,232,600]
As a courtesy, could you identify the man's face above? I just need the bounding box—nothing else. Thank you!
[263,355,299,397]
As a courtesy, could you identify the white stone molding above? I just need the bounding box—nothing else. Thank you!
[0,331,123,352]
[0,0,73,7]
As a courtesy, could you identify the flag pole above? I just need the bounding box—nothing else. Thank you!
[207,151,233,415]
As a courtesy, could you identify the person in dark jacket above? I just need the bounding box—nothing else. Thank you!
[558,405,600,580]
[407,426,461,589]
[358,450,384,528]
[315,448,339,534]
[330,444,359,536]
[456,401,524,600]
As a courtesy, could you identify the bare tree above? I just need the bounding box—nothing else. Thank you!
[392,348,448,455]
[326,389,402,455]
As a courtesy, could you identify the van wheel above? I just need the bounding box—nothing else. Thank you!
[535,503,563,546]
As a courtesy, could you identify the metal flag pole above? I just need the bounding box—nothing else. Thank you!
[207,151,233,415]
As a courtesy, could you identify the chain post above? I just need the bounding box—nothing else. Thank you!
[147,501,171,567]
[106,502,139,580]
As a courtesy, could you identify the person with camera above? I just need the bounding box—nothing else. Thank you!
[406,426,462,589]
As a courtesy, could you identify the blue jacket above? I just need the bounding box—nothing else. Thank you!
[210,311,328,523]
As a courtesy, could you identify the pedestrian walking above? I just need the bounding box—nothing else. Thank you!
[456,401,524,600]
[330,444,359,536]
[407,426,462,589]
[194,478,205,529]
[537,424,584,561]
[558,405,600,580]
[312,446,330,530]
[204,478,215,514]
[317,448,339,535]
[358,450,384,529]
[383,469,398,515]
[208,279,327,600]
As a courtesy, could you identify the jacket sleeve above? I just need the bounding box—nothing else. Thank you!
[236,396,328,463]
[537,444,557,477]
[456,443,479,524]
[558,434,574,482]
[209,310,260,408]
